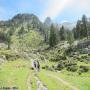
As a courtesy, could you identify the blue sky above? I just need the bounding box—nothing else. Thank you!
[0,0,90,23]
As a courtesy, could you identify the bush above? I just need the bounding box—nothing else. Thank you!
[60,55,67,60]
[64,60,77,67]
[40,56,45,60]
[81,56,88,59]
[65,47,73,55]
[42,65,49,70]
[79,66,89,73]
[66,65,78,72]
[50,50,67,61]
[55,63,64,71]
[42,66,46,69]
[76,57,81,61]
[88,54,90,56]
[45,65,49,70]
[78,70,82,75]
[42,65,54,71]
[52,65,55,69]
[30,67,34,70]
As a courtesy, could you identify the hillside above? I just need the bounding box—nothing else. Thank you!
[0,13,90,90]
[0,13,42,28]
[0,13,45,48]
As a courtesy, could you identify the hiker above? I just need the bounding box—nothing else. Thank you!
[31,60,36,70]
[36,60,40,71]
[34,60,36,69]
[32,60,40,71]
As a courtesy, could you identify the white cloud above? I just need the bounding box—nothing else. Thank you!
[61,20,69,23]
[67,0,90,20]
[40,0,90,21]
[41,0,73,21]
[70,0,90,12]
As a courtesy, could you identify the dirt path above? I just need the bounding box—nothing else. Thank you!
[47,74,79,90]
[27,72,32,90]
[34,76,48,90]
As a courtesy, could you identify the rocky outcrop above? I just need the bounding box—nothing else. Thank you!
[77,40,90,49]
[77,40,90,54]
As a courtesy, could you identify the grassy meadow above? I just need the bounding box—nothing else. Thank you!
[0,59,31,90]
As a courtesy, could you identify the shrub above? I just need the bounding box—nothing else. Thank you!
[60,55,67,60]
[42,66,46,69]
[40,56,45,60]
[52,65,55,69]
[55,63,64,71]
[65,47,73,55]
[42,65,54,71]
[76,57,81,61]
[78,70,82,75]
[66,65,78,72]
[42,65,49,70]
[88,54,90,56]
[79,66,89,72]
[81,56,87,59]
[64,60,77,67]
[30,67,34,70]
[50,51,67,61]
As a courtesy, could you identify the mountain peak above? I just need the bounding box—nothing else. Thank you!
[44,17,52,27]
[12,13,39,21]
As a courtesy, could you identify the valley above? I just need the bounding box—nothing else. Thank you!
[0,13,90,90]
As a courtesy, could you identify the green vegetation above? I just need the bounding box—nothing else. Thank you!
[50,71,90,90]
[59,26,66,40]
[0,13,90,90]
[49,24,58,47]
[12,30,43,52]
[39,61,90,90]
[0,59,31,90]
[38,70,72,90]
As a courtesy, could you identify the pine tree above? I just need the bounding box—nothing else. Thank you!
[49,24,57,47]
[44,29,49,43]
[75,15,88,39]
[81,15,88,38]
[75,20,81,39]
[67,30,74,47]
[6,30,12,49]
[18,26,25,38]
[59,26,66,40]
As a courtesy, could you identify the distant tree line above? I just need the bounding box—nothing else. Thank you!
[73,15,90,39]
[46,24,74,47]
[0,14,90,49]
[0,27,14,49]
[45,14,90,47]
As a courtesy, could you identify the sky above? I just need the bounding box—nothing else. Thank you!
[0,0,90,23]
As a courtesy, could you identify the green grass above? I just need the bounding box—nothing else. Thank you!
[31,75,37,90]
[0,59,31,90]
[38,70,72,90]
[59,72,90,90]
[0,59,90,90]
[39,61,90,90]
[43,70,90,90]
